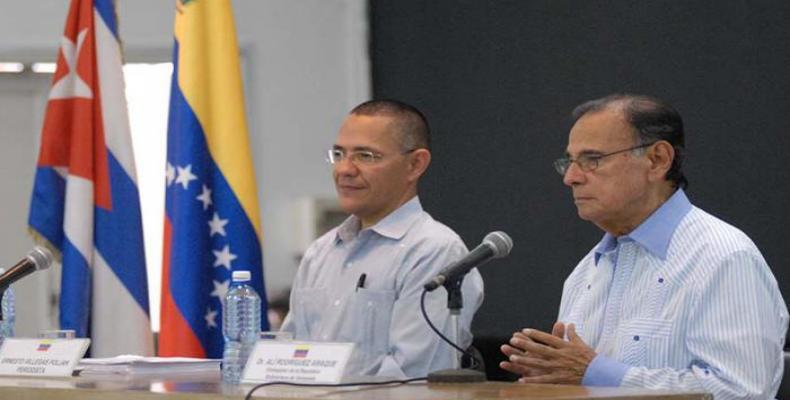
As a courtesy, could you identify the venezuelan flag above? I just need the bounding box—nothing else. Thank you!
[159,0,268,358]
[293,346,310,359]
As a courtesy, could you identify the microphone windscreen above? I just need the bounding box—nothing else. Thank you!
[483,231,513,258]
[27,246,54,271]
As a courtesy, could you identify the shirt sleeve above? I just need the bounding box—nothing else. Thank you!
[618,250,788,400]
[375,237,485,378]
[582,354,630,386]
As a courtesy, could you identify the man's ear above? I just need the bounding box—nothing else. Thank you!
[408,149,431,182]
[647,141,674,182]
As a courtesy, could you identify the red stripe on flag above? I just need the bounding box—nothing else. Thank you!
[158,217,206,357]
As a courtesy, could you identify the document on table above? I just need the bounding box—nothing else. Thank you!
[76,355,220,376]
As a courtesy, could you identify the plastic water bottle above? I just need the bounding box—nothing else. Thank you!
[1,287,15,339]
[0,268,14,340]
[222,270,261,383]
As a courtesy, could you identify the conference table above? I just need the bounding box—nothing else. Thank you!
[0,372,711,399]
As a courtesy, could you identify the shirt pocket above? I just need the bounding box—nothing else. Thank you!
[617,318,674,368]
[338,289,396,354]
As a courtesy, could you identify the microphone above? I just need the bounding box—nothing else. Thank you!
[424,231,513,292]
[0,246,54,290]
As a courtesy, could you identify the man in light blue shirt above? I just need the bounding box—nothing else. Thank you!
[500,94,788,399]
[281,100,484,378]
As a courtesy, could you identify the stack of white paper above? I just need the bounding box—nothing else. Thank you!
[76,355,220,376]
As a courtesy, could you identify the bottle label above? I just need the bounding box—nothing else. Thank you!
[242,341,354,384]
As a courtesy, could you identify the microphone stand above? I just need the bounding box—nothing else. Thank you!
[427,276,486,383]
[0,287,5,327]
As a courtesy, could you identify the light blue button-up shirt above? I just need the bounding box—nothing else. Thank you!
[559,190,788,399]
[281,196,484,378]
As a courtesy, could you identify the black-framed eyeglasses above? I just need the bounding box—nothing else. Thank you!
[326,148,417,165]
[553,142,655,176]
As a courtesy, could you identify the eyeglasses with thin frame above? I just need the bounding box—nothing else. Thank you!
[326,148,417,165]
[553,142,655,176]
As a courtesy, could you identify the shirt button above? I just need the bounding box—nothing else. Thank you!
[322,334,329,340]
[633,335,640,341]
[586,284,591,290]
[367,301,373,307]
[346,262,353,267]
[658,277,664,283]
[333,300,340,306]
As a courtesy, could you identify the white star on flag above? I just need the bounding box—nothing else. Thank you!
[49,29,92,100]
[208,212,229,236]
[213,245,237,270]
[210,279,230,300]
[175,164,198,189]
[166,162,176,186]
[204,307,218,329]
[196,184,212,210]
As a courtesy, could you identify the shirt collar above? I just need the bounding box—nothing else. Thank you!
[335,196,423,243]
[594,189,692,264]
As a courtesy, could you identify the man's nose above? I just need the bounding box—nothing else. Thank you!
[334,157,359,176]
[562,161,586,186]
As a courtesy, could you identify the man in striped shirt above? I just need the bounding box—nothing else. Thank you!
[500,94,788,399]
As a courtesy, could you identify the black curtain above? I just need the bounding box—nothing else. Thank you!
[370,0,790,379]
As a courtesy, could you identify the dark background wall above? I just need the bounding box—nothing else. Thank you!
[370,0,790,376]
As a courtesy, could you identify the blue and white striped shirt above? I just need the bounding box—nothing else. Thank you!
[559,190,788,399]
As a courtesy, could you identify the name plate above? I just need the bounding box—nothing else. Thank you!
[242,341,354,384]
[0,338,90,377]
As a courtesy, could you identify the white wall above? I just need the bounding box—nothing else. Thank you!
[0,73,55,336]
[0,0,369,334]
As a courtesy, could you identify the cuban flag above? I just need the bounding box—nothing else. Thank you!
[159,0,269,358]
[28,0,154,357]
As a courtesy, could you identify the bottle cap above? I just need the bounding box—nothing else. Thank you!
[231,270,251,282]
